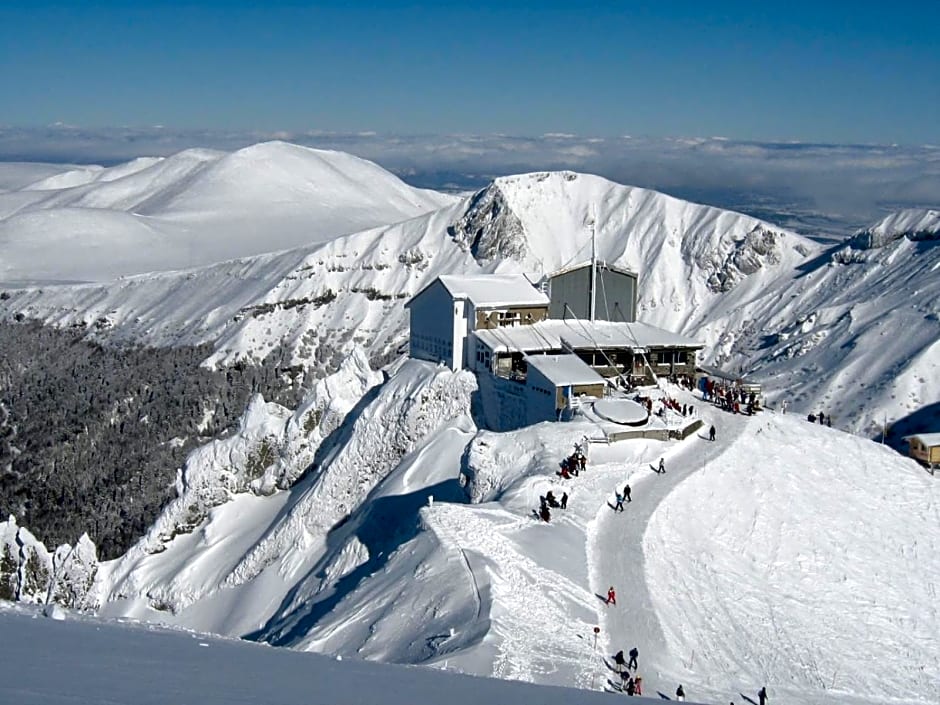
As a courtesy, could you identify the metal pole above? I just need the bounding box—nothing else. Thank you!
[590,626,600,689]
[589,209,597,323]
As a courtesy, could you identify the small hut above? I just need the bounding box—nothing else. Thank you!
[904,433,940,474]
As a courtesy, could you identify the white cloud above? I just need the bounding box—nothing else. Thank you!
[0,126,936,234]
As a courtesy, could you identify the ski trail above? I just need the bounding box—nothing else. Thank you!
[429,503,599,687]
[588,399,753,696]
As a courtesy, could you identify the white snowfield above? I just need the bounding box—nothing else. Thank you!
[1,145,939,705]
[0,141,456,283]
[42,372,933,705]
[1,154,937,430]
[4,372,938,705]
[0,602,681,705]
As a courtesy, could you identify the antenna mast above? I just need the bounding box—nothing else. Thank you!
[589,206,597,322]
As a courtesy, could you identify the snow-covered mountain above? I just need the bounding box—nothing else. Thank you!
[0,142,456,283]
[846,207,940,249]
[1,148,938,705]
[3,169,935,432]
[1,600,676,705]
[6,373,936,705]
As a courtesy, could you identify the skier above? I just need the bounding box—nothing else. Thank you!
[539,505,551,522]
[623,483,631,502]
[614,491,625,512]
[625,678,636,696]
[560,492,568,509]
[627,646,638,670]
[658,457,666,474]
[613,649,625,672]
[782,399,789,414]
[607,586,617,605]
[709,425,716,442]
[633,675,643,695]
[676,684,686,701]
[546,490,559,508]
[758,686,768,705]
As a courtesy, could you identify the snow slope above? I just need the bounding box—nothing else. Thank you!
[1,154,938,704]
[0,142,456,282]
[4,166,935,432]
[10,371,936,704]
[0,601,662,705]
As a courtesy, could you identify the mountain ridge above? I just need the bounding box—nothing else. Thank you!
[1,148,938,705]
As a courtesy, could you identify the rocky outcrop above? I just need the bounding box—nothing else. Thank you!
[700,224,789,292]
[448,183,529,264]
[0,515,98,609]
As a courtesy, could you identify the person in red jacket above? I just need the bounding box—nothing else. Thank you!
[633,676,643,695]
[607,586,616,605]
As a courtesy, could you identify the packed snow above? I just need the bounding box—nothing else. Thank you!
[8,374,934,705]
[0,601,667,705]
[2,163,936,432]
[1,145,938,705]
[0,142,456,282]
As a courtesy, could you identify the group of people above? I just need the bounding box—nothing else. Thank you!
[558,448,587,479]
[636,393,695,422]
[537,489,568,522]
[660,396,694,417]
[612,482,632,511]
[668,373,696,391]
[807,411,832,427]
[612,648,642,695]
[539,444,591,520]
[701,378,760,415]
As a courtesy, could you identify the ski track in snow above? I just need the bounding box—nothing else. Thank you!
[429,502,599,687]
[585,391,747,700]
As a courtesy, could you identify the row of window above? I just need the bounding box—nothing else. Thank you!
[413,334,453,359]
[653,351,690,365]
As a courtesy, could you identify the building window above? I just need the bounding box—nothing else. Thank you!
[656,350,688,365]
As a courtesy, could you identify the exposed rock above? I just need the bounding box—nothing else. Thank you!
[448,184,529,264]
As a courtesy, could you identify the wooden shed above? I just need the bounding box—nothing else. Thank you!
[904,433,940,473]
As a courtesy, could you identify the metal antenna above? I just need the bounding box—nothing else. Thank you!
[588,206,597,322]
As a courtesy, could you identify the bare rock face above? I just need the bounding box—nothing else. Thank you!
[0,515,98,609]
[703,225,786,292]
[447,184,529,264]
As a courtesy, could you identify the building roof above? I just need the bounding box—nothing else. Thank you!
[474,319,704,354]
[437,274,549,308]
[548,260,637,280]
[526,354,606,386]
[904,433,940,447]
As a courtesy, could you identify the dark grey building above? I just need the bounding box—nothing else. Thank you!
[545,261,637,322]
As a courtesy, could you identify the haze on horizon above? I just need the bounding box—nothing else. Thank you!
[1,1,937,232]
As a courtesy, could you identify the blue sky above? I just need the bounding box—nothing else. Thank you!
[2,1,937,144]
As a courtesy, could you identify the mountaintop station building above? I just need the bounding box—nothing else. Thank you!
[545,261,638,322]
[405,274,550,372]
[407,263,704,426]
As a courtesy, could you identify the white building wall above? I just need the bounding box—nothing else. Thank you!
[525,366,559,425]
[452,299,468,369]
[408,280,462,369]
